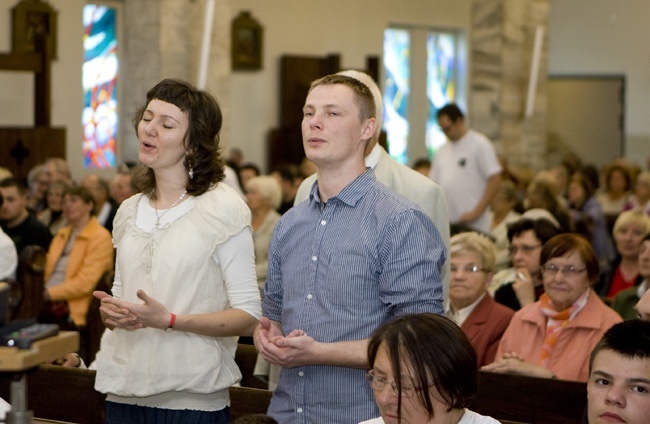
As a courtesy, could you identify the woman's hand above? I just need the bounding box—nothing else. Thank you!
[512,268,536,307]
[95,290,170,331]
[481,354,556,379]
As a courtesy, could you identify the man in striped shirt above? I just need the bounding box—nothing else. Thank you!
[254,74,445,423]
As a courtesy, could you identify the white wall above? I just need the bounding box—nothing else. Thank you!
[548,0,650,167]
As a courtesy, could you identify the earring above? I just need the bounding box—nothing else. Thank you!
[187,158,194,180]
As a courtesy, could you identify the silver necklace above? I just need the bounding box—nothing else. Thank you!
[153,190,187,229]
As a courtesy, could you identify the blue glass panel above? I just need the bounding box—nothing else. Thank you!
[383,29,410,164]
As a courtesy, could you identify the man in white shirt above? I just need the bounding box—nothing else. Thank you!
[429,104,502,234]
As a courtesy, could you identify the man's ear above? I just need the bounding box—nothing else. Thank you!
[361,118,376,141]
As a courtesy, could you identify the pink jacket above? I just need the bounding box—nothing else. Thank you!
[496,289,621,381]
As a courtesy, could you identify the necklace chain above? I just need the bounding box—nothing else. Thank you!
[154,190,187,229]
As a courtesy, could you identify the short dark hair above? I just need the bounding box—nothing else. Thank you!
[367,314,478,421]
[0,177,27,195]
[589,320,650,374]
[231,414,279,424]
[507,218,561,244]
[64,185,96,213]
[540,233,600,283]
[133,78,225,198]
[436,103,465,122]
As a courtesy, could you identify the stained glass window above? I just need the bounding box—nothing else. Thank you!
[82,5,118,169]
[383,27,460,164]
[426,32,457,158]
[383,29,410,165]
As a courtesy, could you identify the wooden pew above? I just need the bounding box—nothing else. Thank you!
[0,353,587,424]
[472,371,587,424]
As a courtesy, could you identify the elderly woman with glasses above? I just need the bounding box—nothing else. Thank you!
[483,234,622,382]
[446,232,514,366]
[361,314,500,424]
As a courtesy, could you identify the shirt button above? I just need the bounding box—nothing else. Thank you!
[307,294,313,300]
[298,371,304,377]
[297,407,303,413]
[311,255,317,261]
[320,220,326,225]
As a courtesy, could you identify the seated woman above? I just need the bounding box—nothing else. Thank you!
[483,233,622,382]
[489,178,521,271]
[492,215,560,310]
[446,232,514,366]
[245,176,282,290]
[611,232,650,320]
[42,186,114,345]
[596,163,633,229]
[624,170,650,215]
[567,172,615,264]
[595,210,650,299]
[525,175,574,233]
[361,313,499,424]
[37,180,69,235]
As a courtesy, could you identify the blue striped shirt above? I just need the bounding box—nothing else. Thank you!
[263,169,445,424]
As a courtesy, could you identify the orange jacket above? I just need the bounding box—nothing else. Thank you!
[496,290,622,381]
[45,217,114,327]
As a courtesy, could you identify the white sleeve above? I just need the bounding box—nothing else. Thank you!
[213,227,262,319]
[111,260,122,299]
[0,232,17,281]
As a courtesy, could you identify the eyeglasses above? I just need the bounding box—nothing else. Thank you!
[508,244,542,255]
[541,264,587,277]
[450,265,486,274]
[366,371,419,398]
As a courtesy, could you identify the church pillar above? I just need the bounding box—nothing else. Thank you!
[120,0,232,163]
[469,0,549,173]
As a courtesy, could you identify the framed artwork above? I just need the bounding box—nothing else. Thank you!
[231,11,263,71]
[12,0,58,59]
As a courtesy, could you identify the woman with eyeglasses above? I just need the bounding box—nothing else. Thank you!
[446,232,514,366]
[483,234,622,381]
[360,313,500,424]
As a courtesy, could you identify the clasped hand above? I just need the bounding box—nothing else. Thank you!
[93,289,169,331]
[255,317,314,368]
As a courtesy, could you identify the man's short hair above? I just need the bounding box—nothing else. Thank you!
[589,320,650,373]
[0,177,27,195]
[308,74,376,122]
[436,103,465,122]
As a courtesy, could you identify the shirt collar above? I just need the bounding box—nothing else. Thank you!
[308,168,376,207]
[445,293,486,326]
[365,144,382,169]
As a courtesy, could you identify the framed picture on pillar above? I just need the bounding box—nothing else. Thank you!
[231,11,263,71]
[12,0,58,59]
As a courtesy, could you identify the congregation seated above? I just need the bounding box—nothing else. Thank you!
[25,164,49,214]
[595,210,650,300]
[81,174,119,233]
[596,163,633,232]
[623,170,650,215]
[567,171,616,264]
[361,313,500,423]
[0,177,52,256]
[41,185,114,360]
[488,178,521,271]
[37,180,70,236]
[483,234,622,382]
[525,174,574,233]
[491,215,560,311]
[446,232,514,366]
[610,232,650,319]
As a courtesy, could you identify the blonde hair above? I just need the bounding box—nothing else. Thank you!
[613,210,650,236]
[450,232,496,272]
[245,176,282,210]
